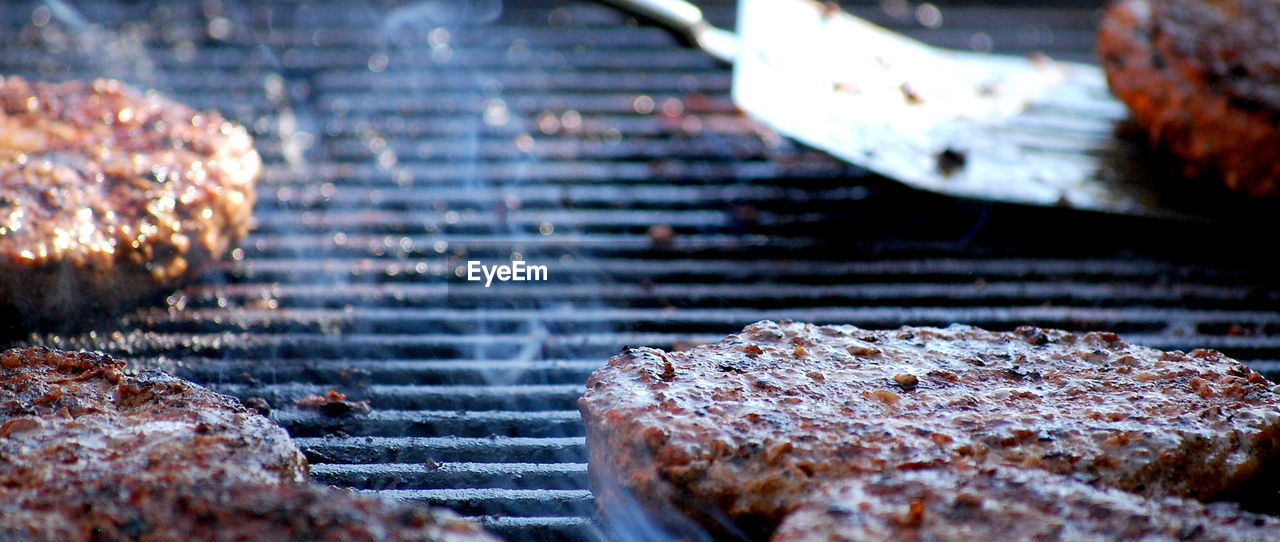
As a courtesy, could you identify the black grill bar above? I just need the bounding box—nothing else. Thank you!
[174,359,600,385]
[298,437,588,465]
[7,1,1280,540]
[275,410,585,439]
[310,463,588,491]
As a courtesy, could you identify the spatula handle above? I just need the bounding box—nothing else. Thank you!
[598,0,738,63]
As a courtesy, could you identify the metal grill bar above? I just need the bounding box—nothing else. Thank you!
[157,285,1269,311]
[297,437,588,464]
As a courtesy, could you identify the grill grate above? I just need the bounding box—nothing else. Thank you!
[5,1,1280,540]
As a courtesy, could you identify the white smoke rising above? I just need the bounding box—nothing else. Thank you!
[39,0,157,85]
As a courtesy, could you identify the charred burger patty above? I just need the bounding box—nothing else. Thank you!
[0,76,259,327]
[579,321,1280,537]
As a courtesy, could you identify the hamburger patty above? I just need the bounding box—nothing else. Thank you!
[774,467,1280,542]
[0,76,259,327]
[0,347,307,490]
[579,321,1280,537]
[1,347,498,541]
[0,480,500,542]
[1098,0,1280,196]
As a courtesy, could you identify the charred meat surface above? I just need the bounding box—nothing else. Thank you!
[0,347,307,491]
[579,320,1280,537]
[1099,0,1280,196]
[774,467,1280,542]
[0,480,500,542]
[0,76,259,327]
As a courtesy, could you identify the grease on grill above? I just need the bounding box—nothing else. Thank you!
[295,389,371,417]
[648,223,676,248]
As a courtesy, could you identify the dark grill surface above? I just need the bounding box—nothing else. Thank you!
[5,1,1280,540]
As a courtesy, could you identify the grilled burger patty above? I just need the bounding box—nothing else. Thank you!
[1098,0,1280,196]
[0,480,500,542]
[0,76,259,327]
[0,347,307,489]
[1,347,498,541]
[579,321,1280,537]
[774,467,1280,542]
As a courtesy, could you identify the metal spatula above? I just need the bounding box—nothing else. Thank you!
[600,0,1247,221]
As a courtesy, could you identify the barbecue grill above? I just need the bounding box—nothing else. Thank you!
[5,0,1280,540]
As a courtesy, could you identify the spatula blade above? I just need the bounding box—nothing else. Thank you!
[732,0,1234,220]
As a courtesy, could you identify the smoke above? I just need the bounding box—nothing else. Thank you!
[34,0,157,86]
[42,0,86,28]
[598,489,727,542]
[374,0,564,372]
[383,0,502,33]
[588,439,736,542]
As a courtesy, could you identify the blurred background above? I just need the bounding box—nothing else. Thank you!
[3,0,1279,540]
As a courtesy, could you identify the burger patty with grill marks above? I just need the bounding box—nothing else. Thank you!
[0,76,259,328]
[1098,0,1280,196]
[579,321,1280,538]
[774,467,1280,542]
